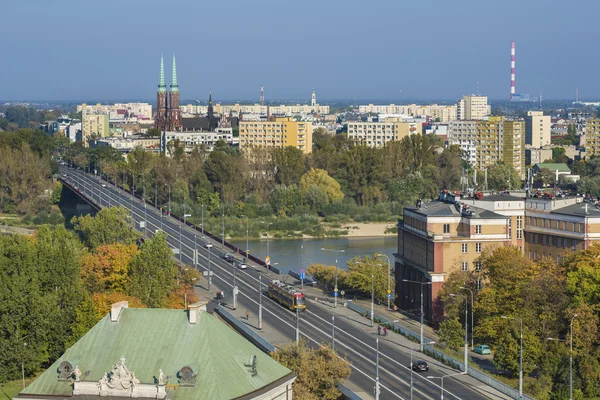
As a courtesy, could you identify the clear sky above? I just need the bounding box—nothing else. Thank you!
[1,0,598,102]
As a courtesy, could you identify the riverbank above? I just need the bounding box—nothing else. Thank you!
[339,222,396,238]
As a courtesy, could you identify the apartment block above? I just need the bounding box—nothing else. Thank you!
[525,111,551,147]
[81,114,109,145]
[346,120,419,147]
[457,95,491,120]
[582,119,600,159]
[239,117,312,155]
[358,104,457,123]
[78,103,153,121]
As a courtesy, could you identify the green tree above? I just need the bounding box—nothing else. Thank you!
[577,176,600,197]
[71,206,139,250]
[307,264,345,290]
[552,147,568,163]
[271,340,351,400]
[482,163,521,191]
[299,168,344,204]
[127,232,176,307]
[268,184,301,216]
[386,172,424,206]
[344,254,389,302]
[272,146,306,186]
[438,317,464,351]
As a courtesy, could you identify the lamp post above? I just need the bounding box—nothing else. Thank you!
[502,315,523,399]
[321,248,345,308]
[258,274,263,330]
[460,286,475,350]
[221,205,225,246]
[240,215,249,259]
[403,279,433,352]
[207,246,212,291]
[450,293,469,373]
[427,372,466,400]
[332,315,335,350]
[201,203,204,237]
[547,313,578,400]
[300,244,304,289]
[375,338,380,400]
[371,274,375,327]
[377,253,392,310]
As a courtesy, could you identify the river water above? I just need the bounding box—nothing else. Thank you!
[230,236,397,275]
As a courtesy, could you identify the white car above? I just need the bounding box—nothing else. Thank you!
[237,262,248,269]
[102,184,106,187]
[204,243,213,249]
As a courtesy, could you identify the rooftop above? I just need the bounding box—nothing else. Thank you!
[406,200,507,219]
[533,163,571,173]
[20,307,292,400]
[552,201,600,218]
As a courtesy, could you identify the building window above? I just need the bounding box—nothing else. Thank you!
[443,224,450,234]
[475,280,483,291]
[462,261,468,272]
[475,225,481,234]
[462,243,468,253]
[475,261,482,272]
[476,243,482,253]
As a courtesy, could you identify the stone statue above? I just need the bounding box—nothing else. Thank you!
[158,369,165,385]
[98,372,108,390]
[131,372,140,388]
[106,356,134,390]
[72,366,82,382]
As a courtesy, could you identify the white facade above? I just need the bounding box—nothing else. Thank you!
[525,111,551,147]
[181,103,329,117]
[359,104,457,123]
[346,120,420,148]
[165,131,237,154]
[457,96,491,120]
[66,122,81,142]
[78,103,153,121]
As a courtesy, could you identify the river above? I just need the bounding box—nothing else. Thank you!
[230,236,397,275]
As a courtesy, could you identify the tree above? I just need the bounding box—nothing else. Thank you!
[564,244,600,306]
[271,340,351,400]
[438,318,464,351]
[307,264,345,290]
[268,185,301,216]
[552,147,568,164]
[482,163,521,191]
[272,146,306,186]
[80,244,139,293]
[127,232,176,307]
[299,168,344,204]
[344,255,389,302]
[71,206,139,250]
[577,176,600,197]
[386,172,424,206]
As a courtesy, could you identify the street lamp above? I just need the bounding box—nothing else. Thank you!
[403,279,432,352]
[427,371,466,400]
[460,286,475,350]
[221,205,225,246]
[409,341,435,400]
[376,253,392,311]
[321,248,345,308]
[240,215,249,259]
[547,313,578,400]
[450,293,469,373]
[502,315,523,400]
[261,221,272,269]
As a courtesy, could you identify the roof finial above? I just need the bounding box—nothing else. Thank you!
[170,54,179,92]
[158,54,166,93]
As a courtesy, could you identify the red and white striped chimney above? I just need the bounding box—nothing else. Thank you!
[510,41,516,100]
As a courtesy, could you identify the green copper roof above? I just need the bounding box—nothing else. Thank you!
[171,54,179,92]
[21,308,291,400]
[158,55,166,93]
[534,163,571,173]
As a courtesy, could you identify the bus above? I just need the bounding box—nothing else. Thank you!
[267,280,306,311]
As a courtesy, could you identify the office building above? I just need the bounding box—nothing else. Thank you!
[17,302,295,400]
[82,114,109,145]
[525,111,551,147]
[239,117,312,155]
[457,95,491,120]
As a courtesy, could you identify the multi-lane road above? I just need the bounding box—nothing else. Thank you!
[61,166,492,400]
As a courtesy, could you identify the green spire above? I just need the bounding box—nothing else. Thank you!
[170,54,179,92]
[208,89,212,106]
[158,54,166,93]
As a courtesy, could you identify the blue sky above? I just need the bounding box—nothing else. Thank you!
[1,0,598,102]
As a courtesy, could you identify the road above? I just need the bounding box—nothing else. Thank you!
[61,166,491,400]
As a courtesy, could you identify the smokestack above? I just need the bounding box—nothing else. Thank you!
[510,41,516,101]
[260,85,265,106]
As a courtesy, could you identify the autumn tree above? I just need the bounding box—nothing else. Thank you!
[299,168,344,204]
[307,264,346,291]
[80,244,139,293]
[344,254,390,302]
[271,340,351,400]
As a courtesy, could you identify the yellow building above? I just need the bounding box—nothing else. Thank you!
[582,119,600,159]
[457,95,491,120]
[239,117,312,155]
[346,120,418,147]
[82,114,109,146]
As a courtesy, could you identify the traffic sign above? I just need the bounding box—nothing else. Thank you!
[265,256,271,265]
[334,288,338,292]
[387,293,391,299]
[334,292,338,297]
[387,289,391,294]
[300,268,305,273]
[340,290,345,296]
[299,272,305,280]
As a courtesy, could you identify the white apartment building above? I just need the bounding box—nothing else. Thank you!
[457,95,491,120]
[181,103,330,117]
[165,131,237,154]
[358,104,457,123]
[77,103,153,121]
[346,119,421,148]
[525,111,551,147]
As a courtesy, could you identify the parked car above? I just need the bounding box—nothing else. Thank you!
[412,360,429,372]
[474,345,491,355]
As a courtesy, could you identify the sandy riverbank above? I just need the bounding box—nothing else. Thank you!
[339,222,396,238]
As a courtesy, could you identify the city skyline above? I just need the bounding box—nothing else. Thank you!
[1,0,599,101]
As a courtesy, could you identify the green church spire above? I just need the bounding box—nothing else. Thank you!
[158,54,166,93]
[170,54,179,92]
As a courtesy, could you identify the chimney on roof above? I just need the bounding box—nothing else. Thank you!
[188,301,208,324]
[111,301,128,322]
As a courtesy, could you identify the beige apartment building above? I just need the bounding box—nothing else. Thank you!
[457,95,491,120]
[525,111,551,147]
[346,120,420,147]
[581,119,600,159]
[395,191,600,324]
[82,114,109,145]
[78,103,153,121]
[239,117,312,156]
[358,104,457,123]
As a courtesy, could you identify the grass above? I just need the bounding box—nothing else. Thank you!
[0,372,42,399]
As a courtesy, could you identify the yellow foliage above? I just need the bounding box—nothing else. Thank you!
[91,292,146,320]
[81,244,139,292]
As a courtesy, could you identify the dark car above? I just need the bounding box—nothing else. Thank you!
[412,360,429,372]
[221,253,235,263]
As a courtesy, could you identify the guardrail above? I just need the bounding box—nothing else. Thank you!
[214,305,275,354]
[288,270,314,285]
[345,301,535,400]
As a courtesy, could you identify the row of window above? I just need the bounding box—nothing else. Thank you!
[528,216,585,233]
[462,260,482,272]
[525,232,580,249]
[462,243,482,253]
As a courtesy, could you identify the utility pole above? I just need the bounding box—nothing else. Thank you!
[371,274,375,327]
[258,275,263,330]
[295,303,300,343]
[375,338,380,400]
[233,257,237,310]
[208,246,212,291]
[331,315,335,350]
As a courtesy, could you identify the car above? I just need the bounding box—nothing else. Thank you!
[474,345,491,355]
[101,184,106,187]
[236,261,248,269]
[204,243,213,249]
[412,360,429,372]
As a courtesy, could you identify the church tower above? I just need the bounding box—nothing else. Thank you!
[311,89,316,107]
[207,90,215,130]
[154,55,167,131]
[167,54,182,131]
